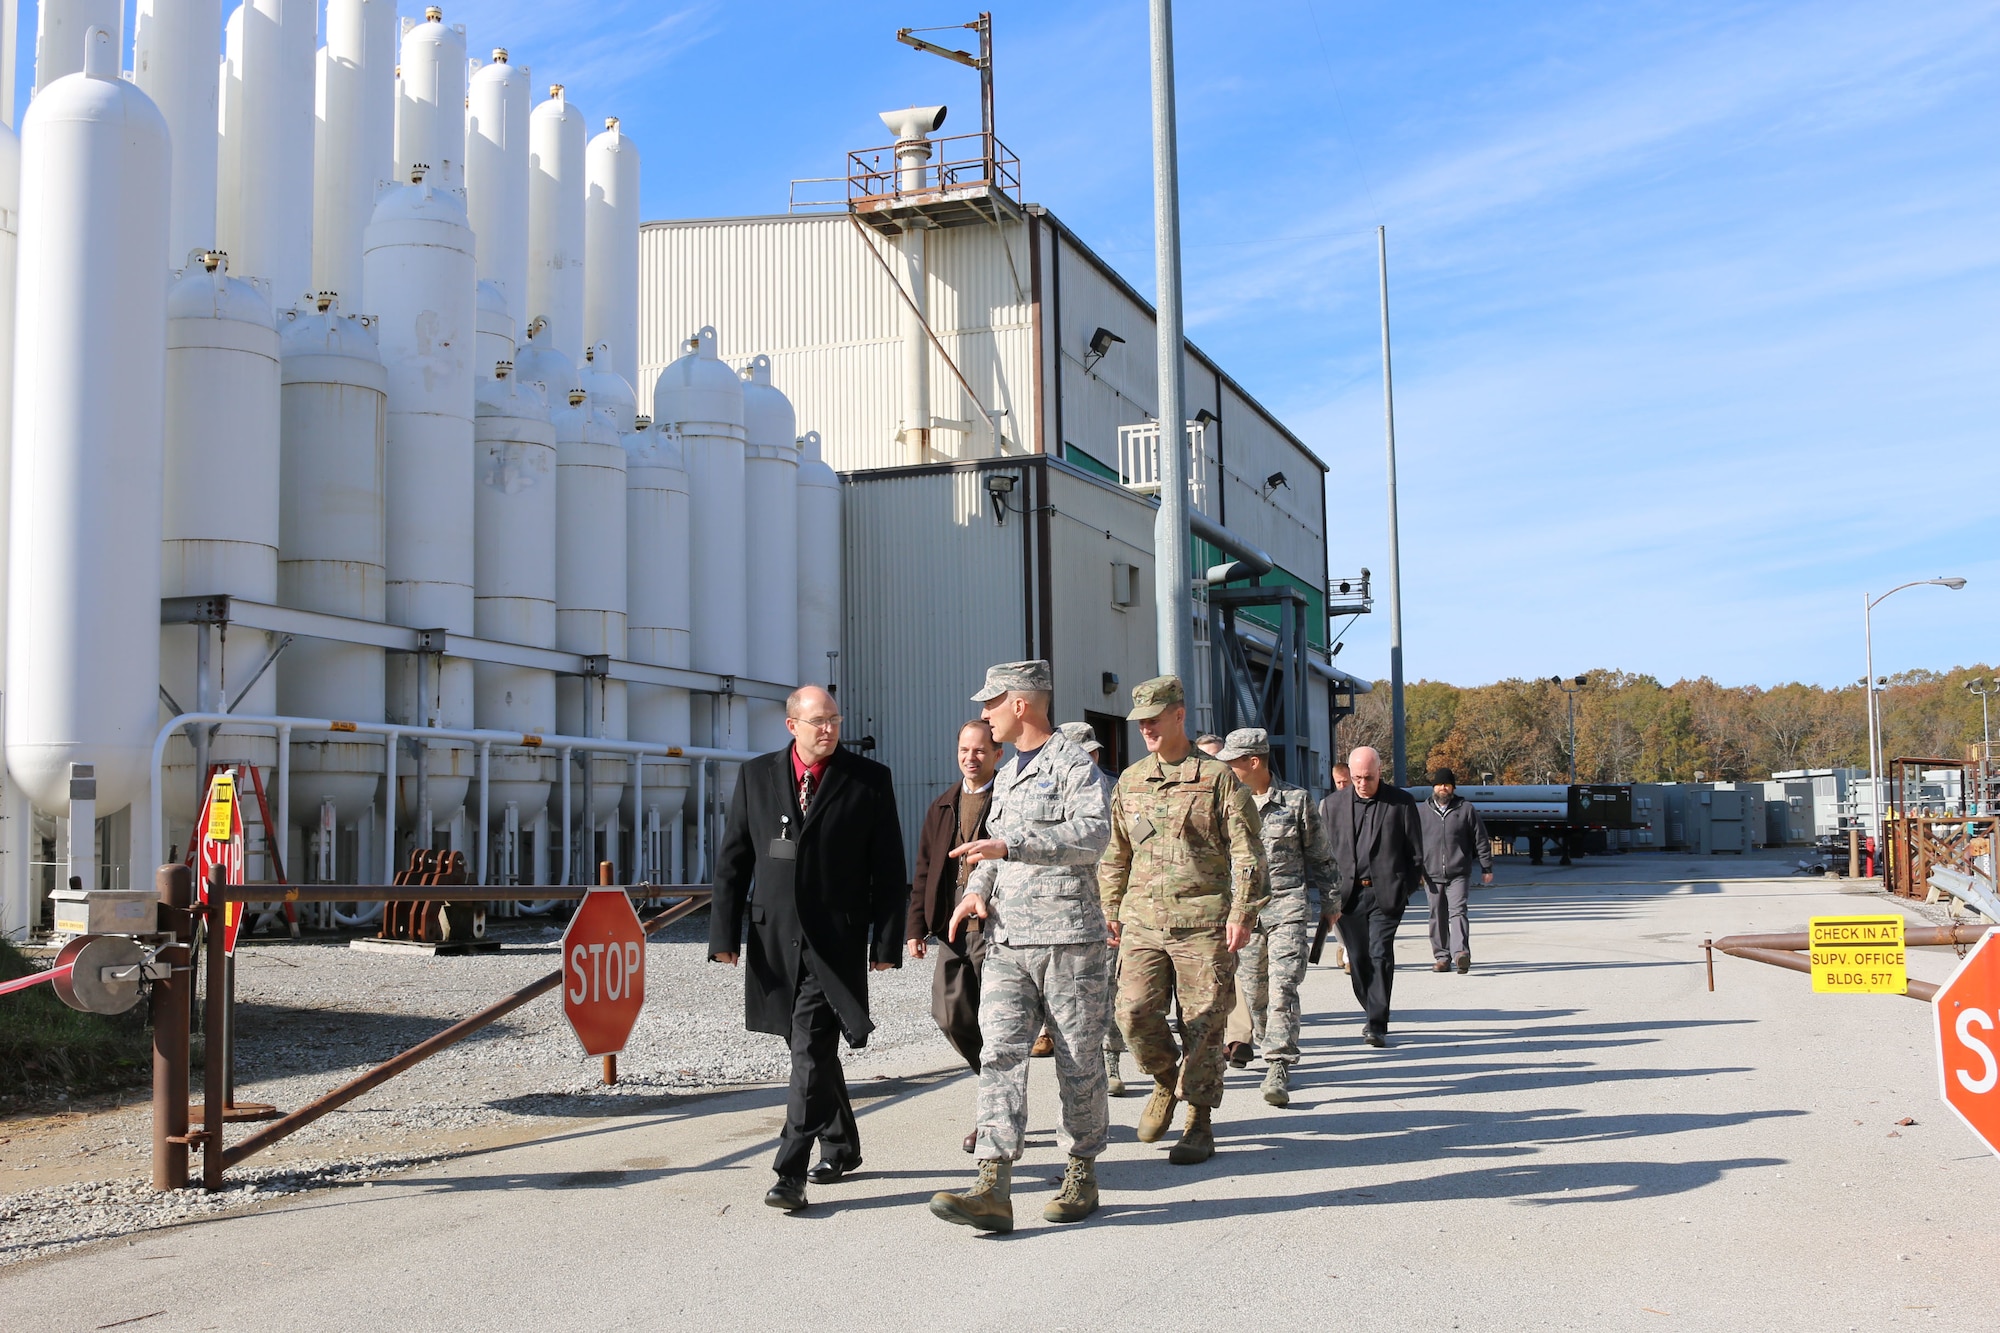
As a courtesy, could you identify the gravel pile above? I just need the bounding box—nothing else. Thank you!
[1,909,952,1266]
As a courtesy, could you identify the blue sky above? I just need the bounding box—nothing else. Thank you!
[23,1,2000,689]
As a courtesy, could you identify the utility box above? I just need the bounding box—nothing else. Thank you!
[1628,784,1668,849]
[1692,787,1754,854]
[50,888,158,938]
[1760,781,1814,846]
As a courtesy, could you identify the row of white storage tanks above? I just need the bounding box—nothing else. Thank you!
[1,5,839,881]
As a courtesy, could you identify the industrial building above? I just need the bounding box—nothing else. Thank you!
[0,8,1358,938]
[639,112,1364,841]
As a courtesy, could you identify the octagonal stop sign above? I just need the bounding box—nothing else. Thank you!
[562,889,647,1057]
[1934,930,2000,1161]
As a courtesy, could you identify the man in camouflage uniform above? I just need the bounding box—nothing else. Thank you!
[929,662,1112,1233]
[1059,720,1128,1098]
[1215,728,1337,1107]
[1100,676,1266,1166]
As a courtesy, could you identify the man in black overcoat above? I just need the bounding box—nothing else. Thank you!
[708,684,907,1211]
[1318,745,1427,1046]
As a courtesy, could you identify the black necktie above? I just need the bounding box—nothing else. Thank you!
[799,770,815,814]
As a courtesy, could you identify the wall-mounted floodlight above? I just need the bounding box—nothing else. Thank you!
[1262,470,1289,497]
[1082,326,1124,372]
[986,471,1017,525]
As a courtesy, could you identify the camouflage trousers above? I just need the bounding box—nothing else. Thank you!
[1104,943,1126,1053]
[975,940,1111,1162]
[1225,917,1310,1064]
[1115,922,1238,1109]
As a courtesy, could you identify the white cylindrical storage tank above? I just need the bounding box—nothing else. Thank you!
[624,418,691,846]
[555,385,628,828]
[7,31,171,832]
[796,428,842,692]
[582,117,639,393]
[34,1,123,91]
[216,0,316,311]
[313,0,398,311]
[653,326,747,795]
[466,49,530,333]
[739,355,799,753]
[362,168,476,831]
[473,364,557,826]
[527,85,586,365]
[133,0,222,266]
[396,6,467,191]
[0,120,22,934]
[159,254,283,829]
[474,279,515,383]
[277,298,387,863]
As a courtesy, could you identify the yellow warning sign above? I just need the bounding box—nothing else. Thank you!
[1809,914,1907,994]
[204,772,236,842]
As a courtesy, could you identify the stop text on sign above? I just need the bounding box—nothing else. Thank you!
[569,939,643,1005]
[1809,914,1906,994]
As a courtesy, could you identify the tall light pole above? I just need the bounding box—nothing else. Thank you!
[1864,578,1967,841]
[1378,226,1406,785]
[1968,677,1995,814]
[1148,0,1193,688]
[1552,675,1587,785]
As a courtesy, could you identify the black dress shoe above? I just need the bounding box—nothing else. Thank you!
[1363,1029,1387,1048]
[1225,1041,1252,1069]
[764,1176,808,1210]
[962,1130,977,1154]
[807,1156,861,1185]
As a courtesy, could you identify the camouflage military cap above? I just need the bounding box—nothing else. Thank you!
[1213,727,1269,761]
[1126,674,1184,720]
[971,659,1053,703]
[1057,721,1102,752]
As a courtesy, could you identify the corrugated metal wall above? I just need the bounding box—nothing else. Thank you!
[840,463,1030,858]
[639,215,1036,474]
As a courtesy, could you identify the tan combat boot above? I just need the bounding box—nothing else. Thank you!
[1136,1065,1180,1143]
[1106,1049,1126,1098]
[1042,1155,1100,1224]
[1167,1104,1215,1165]
[1261,1062,1290,1107]
[929,1158,1014,1233]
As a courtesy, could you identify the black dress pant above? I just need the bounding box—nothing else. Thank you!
[1336,898,1405,1035]
[774,953,860,1178]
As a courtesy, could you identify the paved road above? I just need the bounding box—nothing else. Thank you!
[5,856,1996,1331]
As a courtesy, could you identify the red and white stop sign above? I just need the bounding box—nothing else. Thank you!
[561,889,647,1057]
[1934,930,2000,1161]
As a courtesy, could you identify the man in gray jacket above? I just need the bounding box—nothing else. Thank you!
[930,662,1113,1234]
[1420,768,1493,973]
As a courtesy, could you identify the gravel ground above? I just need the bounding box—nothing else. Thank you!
[0,908,950,1267]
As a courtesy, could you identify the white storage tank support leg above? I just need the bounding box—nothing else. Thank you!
[795,429,842,693]
[583,117,639,393]
[133,0,222,266]
[554,376,628,836]
[313,0,397,311]
[278,298,389,870]
[528,85,586,365]
[740,355,799,752]
[8,29,171,865]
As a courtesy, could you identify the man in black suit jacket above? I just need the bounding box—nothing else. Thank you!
[709,684,907,1211]
[1319,745,1426,1046]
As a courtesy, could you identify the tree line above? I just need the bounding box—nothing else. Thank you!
[1335,666,2000,785]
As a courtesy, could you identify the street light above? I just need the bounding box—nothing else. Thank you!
[1968,677,1995,814]
[1864,578,1967,844]
[1551,675,1588,785]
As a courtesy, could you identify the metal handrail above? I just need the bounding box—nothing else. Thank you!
[845,131,1021,205]
[150,712,757,890]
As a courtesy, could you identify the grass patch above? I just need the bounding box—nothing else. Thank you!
[0,937,152,1101]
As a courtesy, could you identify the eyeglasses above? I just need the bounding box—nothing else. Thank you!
[793,715,843,731]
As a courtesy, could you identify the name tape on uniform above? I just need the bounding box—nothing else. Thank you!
[1809,914,1906,994]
